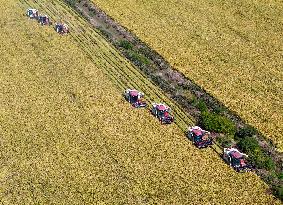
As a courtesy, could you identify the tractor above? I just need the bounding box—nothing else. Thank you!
[151,103,174,124]
[124,89,147,108]
[26,8,39,19]
[38,15,52,26]
[55,23,69,34]
[188,126,213,148]
[223,147,253,172]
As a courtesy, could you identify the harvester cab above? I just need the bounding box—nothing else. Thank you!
[188,126,213,148]
[151,103,174,124]
[124,89,147,108]
[26,8,39,19]
[55,23,69,34]
[223,148,252,172]
[38,15,52,26]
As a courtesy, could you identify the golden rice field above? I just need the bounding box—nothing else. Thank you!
[93,0,283,151]
[0,0,280,203]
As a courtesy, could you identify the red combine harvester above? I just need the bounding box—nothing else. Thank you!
[151,103,174,124]
[223,147,253,172]
[38,15,52,26]
[188,126,213,148]
[55,22,69,34]
[124,89,147,108]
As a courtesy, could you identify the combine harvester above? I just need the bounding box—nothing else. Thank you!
[55,22,69,35]
[223,147,253,172]
[151,103,174,124]
[188,126,213,148]
[124,89,147,108]
[38,15,52,26]
[26,8,38,19]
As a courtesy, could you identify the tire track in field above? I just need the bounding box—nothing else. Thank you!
[21,0,224,155]
[20,0,194,134]
[17,2,148,198]
[18,2,203,201]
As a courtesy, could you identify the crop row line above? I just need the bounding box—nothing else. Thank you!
[20,0,194,133]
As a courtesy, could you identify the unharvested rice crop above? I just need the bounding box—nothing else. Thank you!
[0,0,280,204]
[93,0,283,151]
